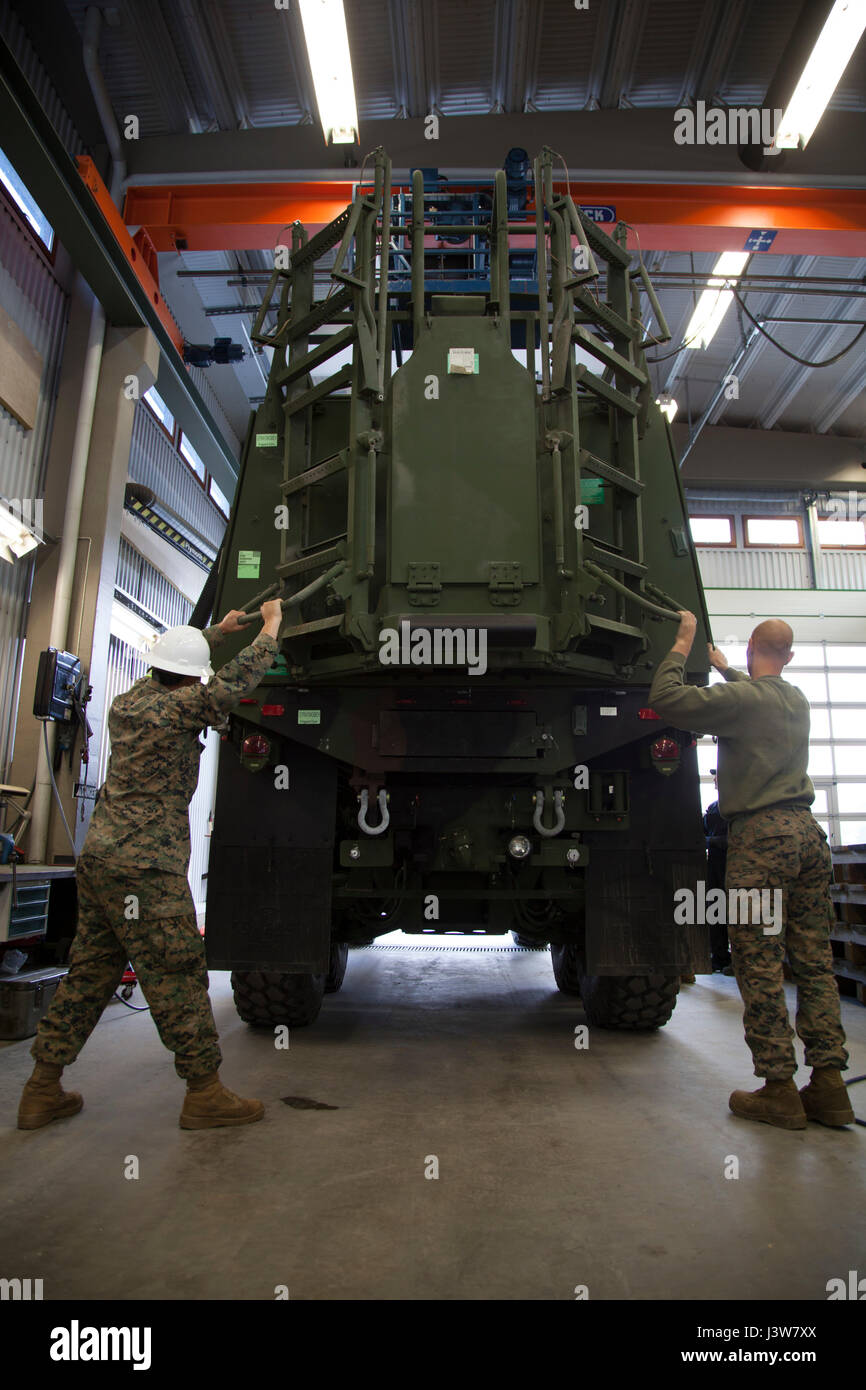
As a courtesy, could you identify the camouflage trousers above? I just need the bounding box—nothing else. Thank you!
[725,805,848,1080]
[32,854,222,1081]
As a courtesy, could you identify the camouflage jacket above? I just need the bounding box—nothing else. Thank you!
[84,626,279,874]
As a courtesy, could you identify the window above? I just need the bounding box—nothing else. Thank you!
[828,673,866,703]
[807,745,834,777]
[834,745,866,777]
[787,644,827,667]
[143,387,175,440]
[831,709,866,740]
[816,517,866,549]
[698,640,866,848]
[811,788,829,815]
[743,516,804,547]
[809,707,831,739]
[697,744,718,778]
[827,646,866,667]
[209,476,230,516]
[690,516,735,546]
[0,148,54,254]
[786,671,829,702]
[717,643,748,666]
[179,433,206,483]
[836,783,866,815]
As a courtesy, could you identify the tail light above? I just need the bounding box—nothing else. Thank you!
[240,733,271,772]
[650,736,680,776]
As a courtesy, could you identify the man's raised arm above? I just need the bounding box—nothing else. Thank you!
[648,613,757,735]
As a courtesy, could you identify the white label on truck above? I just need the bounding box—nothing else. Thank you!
[599,706,617,717]
[447,347,478,375]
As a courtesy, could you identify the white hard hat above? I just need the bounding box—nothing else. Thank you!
[143,625,214,679]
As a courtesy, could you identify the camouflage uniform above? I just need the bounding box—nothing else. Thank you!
[726,804,848,1081]
[32,626,279,1080]
[649,651,849,1082]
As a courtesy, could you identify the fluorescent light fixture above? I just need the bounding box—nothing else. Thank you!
[774,0,866,151]
[111,599,161,654]
[0,503,41,563]
[655,393,678,422]
[683,251,749,350]
[298,0,359,145]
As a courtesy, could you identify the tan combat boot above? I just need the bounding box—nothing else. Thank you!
[799,1068,855,1127]
[179,1071,264,1129]
[17,1060,84,1130]
[728,1078,807,1130]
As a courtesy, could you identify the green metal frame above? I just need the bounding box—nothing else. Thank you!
[219,144,709,685]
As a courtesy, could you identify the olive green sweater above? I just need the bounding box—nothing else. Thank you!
[648,651,814,820]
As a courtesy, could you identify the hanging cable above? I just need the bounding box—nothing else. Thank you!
[644,327,706,364]
[113,985,150,1013]
[729,284,866,367]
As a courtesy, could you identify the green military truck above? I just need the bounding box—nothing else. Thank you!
[198,147,712,1033]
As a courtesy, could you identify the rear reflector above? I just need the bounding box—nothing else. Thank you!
[651,737,680,762]
[260,704,285,717]
[240,733,271,772]
[638,708,661,720]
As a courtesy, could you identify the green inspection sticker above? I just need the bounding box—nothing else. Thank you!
[256,432,278,448]
[298,709,321,725]
[237,549,261,579]
[580,479,605,505]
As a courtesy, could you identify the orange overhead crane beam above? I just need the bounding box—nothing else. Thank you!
[76,156,184,352]
[123,182,351,255]
[121,179,866,257]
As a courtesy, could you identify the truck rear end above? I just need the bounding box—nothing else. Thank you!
[203,147,712,1031]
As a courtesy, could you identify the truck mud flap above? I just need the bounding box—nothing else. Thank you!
[205,741,337,973]
[584,841,709,976]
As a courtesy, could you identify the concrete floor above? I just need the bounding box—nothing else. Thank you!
[1,937,864,1301]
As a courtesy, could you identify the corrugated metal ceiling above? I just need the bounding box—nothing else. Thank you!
[59,0,866,131]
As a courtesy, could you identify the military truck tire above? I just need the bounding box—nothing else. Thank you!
[550,943,582,995]
[231,970,325,1028]
[325,942,349,993]
[580,971,679,1030]
[511,931,547,950]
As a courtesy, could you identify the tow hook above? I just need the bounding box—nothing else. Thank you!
[358,788,390,836]
[533,788,565,838]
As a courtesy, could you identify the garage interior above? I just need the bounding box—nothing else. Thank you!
[0,0,864,1308]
